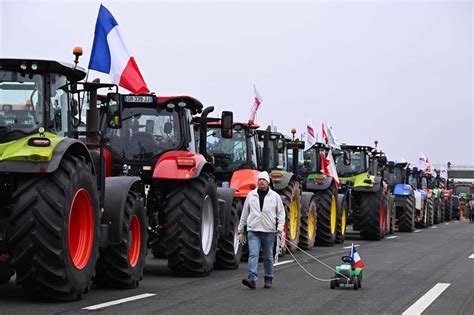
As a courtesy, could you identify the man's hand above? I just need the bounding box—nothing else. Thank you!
[239,233,246,245]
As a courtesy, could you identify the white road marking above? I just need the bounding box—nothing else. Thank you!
[387,236,398,239]
[469,254,474,259]
[343,244,360,249]
[414,230,421,233]
[402,283,451,315]
[82,293,156,310]
[444,223,449,225]
[274,259,294,266]
[430,226,437,229]
[454,220,459,223]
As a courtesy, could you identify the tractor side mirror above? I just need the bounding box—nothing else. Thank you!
[378,155,387,166]
[221,111,233,139]
[343,150,351,165]
[106,93,122,129]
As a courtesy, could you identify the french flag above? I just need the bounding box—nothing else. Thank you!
[89,5,149,94]
[349,244,364,268]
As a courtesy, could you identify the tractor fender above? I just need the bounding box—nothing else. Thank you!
[305,175,334,191]
[393,183,413,196]
[231,169,260,198]
[0,138,95,174]
[101,176,144,246]
[271,171,296,191]
[300,192,315,217]
[152,150,211,180]
[353,176,382,192]
[217,187,237,236]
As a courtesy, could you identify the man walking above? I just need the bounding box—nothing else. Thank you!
[238,171,285,289]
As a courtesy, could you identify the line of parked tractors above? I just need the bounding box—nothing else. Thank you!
[0,53,472,301]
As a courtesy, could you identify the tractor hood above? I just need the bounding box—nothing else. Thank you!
[0,132,63,162]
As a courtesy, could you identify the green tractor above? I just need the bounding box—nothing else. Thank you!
[429,174,445,224]
[335,144,392,240]
[0,56,147,300]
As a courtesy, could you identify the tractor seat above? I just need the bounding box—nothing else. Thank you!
[127,132,159,157]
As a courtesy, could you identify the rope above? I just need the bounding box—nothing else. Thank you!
[276,236,350,282]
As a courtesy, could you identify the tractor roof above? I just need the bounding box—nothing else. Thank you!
[0,58,86,82]
[156,95,203,114]
[207,121,259,129]
[341,144,374,151]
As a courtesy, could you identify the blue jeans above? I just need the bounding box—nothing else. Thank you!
[247,231,276,281]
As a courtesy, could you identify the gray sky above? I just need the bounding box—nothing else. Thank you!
[1,0,472,165]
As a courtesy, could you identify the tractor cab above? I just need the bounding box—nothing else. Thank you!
[203,120,259,188]
[256,128,288,172]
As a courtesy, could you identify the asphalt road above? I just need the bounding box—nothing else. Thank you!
[1,220,473,314]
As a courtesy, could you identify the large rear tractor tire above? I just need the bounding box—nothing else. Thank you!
[444,197,452,222]
[215,199,242,269]
[299,196,317,250]
[164,173,218,276]
[9,154,100,301]
[95,191,147,288]
[427,197,434,226]
[359,191,387,240]
[335,194,347,244]
[438,198,445,223]
[280,180,301,252]
[396,194,415,232]
[314,184,337,246]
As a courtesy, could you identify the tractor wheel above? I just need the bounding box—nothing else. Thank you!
[397,195,415,232]
[280,181,301,252]
[215,199,242,269]
[95,191,147,288]
[9,154,100,301]
[151,242,166,259]
[314,184,337,246]
[299,196,317,250]
[0,261,14,284]
[358,274,362,288]
[433,198,440,224]
[444,197,452,222]
[427,197,434,226]
[164,173,218,276]
[330,280,335,289]
[359,191,387,240]
[438,199,445,223]
[353,276,359,290]
[335,195,347,244]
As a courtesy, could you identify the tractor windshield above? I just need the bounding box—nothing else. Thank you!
[258,137,286,170]
[0,71,46,140]
[455,185,471,196]
[207,127,250,173]
[302,148,319,175]
[336,151,367,177]
[106,107,181,161]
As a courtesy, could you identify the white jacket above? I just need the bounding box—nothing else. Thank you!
[238,188,286,234]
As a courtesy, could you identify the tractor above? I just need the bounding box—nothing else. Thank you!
[386,161,416,232]
[428,174,445,224]
[453,182,473,219]
[0,55,147,300]
[103,93,241,273]
[300,141,344,246]
[407,168,434,228]
[335,144,392,240]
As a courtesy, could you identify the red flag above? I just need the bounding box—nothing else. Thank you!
[322,123,329,145]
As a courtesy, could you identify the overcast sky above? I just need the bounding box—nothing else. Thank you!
[1,0,472,165]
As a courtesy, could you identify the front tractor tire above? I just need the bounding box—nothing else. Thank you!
[280,180,301,252]
[95,191,147,288]
[164,173,218,276]
[215,199,243,269]
[335,195,347,244]
[299,196,317,250]
[9,154,100,301]
[314,184,338,246]
[359,191,388,240]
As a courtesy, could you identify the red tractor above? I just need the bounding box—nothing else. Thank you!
[103,94,240,274]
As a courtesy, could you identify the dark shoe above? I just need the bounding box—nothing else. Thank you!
[242,277,256,289]
[264,276,272,288]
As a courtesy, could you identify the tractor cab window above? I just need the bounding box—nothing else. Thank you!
[207,127,247,172]
[336,151,366,177]
[106,107,181,161]
[0,71,45,140]
[302,148,318,175]
[48,74,68,135]
[455,186,470,195]
[287,147,303,174]
[258,137,286,170]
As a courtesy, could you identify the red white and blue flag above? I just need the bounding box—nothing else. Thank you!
[349,243,364,268]
[89,5,150,94]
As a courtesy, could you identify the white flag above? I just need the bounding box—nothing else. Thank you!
[440,168,448,180]
[415,153,427,171]
[326,123,341,150]
[249,84,263,122]
[304,118,316,151]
